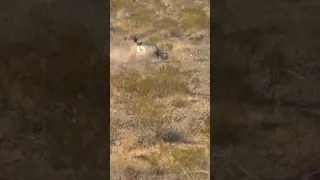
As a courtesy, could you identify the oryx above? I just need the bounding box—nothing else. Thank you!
[127,36,169,61]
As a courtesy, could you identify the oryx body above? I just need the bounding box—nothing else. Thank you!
[128,36,169,61]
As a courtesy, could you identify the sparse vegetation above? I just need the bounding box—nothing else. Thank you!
[111,64,201,145]
[111,62,210,179]
[147,142,209,179]
[171,97,187,107]
[110,0,130,12]
[131,11,154,26]
[110,0,210,178]
[180,7,210,31]
[112,65,192,97]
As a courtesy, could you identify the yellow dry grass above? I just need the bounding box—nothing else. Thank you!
[110,0,210,179]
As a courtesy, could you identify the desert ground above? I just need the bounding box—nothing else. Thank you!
[110,0,210,179]
[213,0,320,180]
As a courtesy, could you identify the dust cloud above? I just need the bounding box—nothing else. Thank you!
[110,46,130,63]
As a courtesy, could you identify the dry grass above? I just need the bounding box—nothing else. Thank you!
[110,63,210,179]
[110,0,210,179]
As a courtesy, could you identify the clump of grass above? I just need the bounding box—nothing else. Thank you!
[153,0,167,11]
[162,130,185,143]
[148,142,209,178]
[179,7,210,31]
[156,17,179,29]
[171,97,187,107]
[132,11,152,22]
[147,36,162,44]
[110,0,131,12]
[135,120,174,146]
